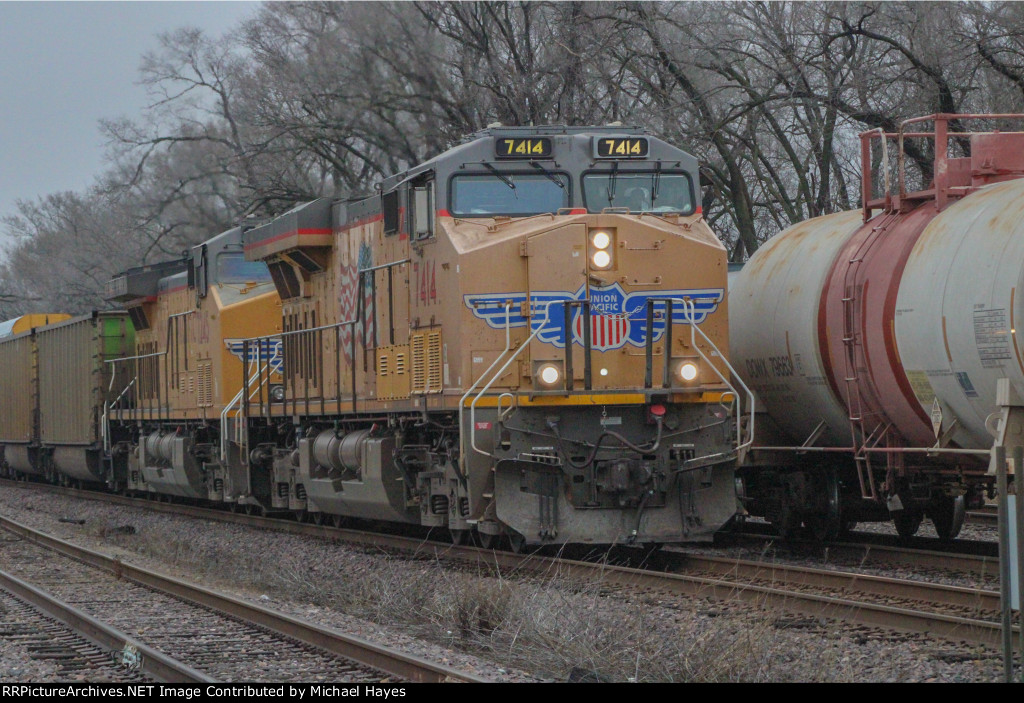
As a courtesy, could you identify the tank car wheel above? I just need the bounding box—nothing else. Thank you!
[508,532,526,554]
[293,509,306,523]
[450,529,470,546]
[478,531,500,550]
[311,512,325,526]
[805,467,841,542]
[770,501,801,541]
[331,514,348,529]
[893,510,923,539]
[928,494,966,541]
[244,503,259,516]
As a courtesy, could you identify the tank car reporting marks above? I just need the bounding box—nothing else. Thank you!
[972,306,1012,368]
[464,283,723,350]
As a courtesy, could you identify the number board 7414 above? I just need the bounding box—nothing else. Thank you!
[494,138,552,159]
[594,137,649,159]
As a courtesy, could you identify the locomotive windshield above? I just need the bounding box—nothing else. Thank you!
[450,172,570,216]
[583,171,695,214]
[217,253,273,284]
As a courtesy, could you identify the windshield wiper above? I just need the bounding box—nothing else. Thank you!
[607,162,619,204]
[529,161,564,188]
[653,162,662,202]
[483,162,516,190]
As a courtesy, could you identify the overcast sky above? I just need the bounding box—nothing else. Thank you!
[0,1,258,225]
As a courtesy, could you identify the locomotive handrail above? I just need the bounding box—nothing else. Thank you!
[105,350,167,362]
[673,297,756,456]
[220,355,277,464]
[101,377,137,453]
[469,301,558,459]
[458,303,512,470]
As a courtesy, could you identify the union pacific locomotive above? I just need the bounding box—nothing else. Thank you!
[0,126,751,550]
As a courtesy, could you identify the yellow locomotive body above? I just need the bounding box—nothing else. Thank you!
[105,226,282,501]
[240,127,748,546]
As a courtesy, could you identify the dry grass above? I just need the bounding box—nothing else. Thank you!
[102,526,862,682]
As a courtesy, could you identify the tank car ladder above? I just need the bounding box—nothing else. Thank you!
[840,211,898,500]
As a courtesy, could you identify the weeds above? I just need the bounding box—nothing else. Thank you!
[101,527,853,682]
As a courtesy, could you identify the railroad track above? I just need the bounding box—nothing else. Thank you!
[1,479,1017,653]
[0,577,170,682]
[967,506,999,526]
[0,511,489,683]
[726,531,1000,582]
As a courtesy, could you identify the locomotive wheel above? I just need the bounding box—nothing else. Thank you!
[450,529,470,546]
[929,494,966,541]
[892,510,923,539]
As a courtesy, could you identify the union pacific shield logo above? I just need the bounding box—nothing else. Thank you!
[464,283,723,350]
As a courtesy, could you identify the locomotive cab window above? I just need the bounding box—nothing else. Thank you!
[217,252,273,284]
[450,172,569,216]
[382,189,400,235]
[582,171,695,215]
[410,176,434,241]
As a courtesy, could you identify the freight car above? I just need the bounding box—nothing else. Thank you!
[232,125,752,548]
[0,312,133,487]
[731,113,1024,540]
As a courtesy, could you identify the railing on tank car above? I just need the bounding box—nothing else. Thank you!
[860,113,1024,221]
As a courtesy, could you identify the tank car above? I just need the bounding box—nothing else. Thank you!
[731,113,1024,540]
[236,126,752,548]
[103,225,282,505]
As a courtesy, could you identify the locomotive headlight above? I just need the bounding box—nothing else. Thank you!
[670,359,700,385]
[539,364,561,385]
[534,361,564,389]
[679,362,699,382]
[589,228,615,270]
[270,384,285,402]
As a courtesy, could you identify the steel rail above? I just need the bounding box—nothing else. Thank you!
[0,567,214,683]
[2,479,1012,650]
[669,552,1000,612]
[0,512,490,683]
[729,529,1000,580]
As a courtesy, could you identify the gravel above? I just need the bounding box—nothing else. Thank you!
[0,485,1017,682]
